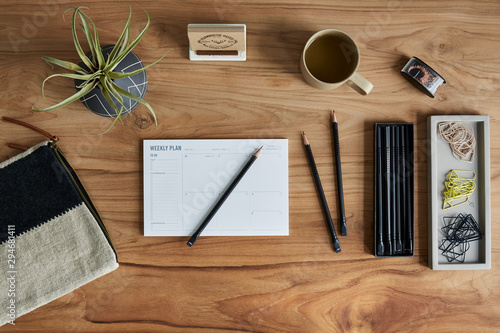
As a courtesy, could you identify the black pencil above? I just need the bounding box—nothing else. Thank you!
[302,131,341,253]
[331,110,347,236]
[384,126,392,255]
[404,127,413,253]
[400,126,407,252]
[390,126,397,253]
[376,126,385,255]
[187,145,263,247]
[395,126,403,254]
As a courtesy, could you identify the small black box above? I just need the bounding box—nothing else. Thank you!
[374,123,414,257]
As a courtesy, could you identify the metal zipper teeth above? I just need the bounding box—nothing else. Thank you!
[50,143,118,260]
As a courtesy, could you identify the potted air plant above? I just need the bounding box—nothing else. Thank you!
[34,6,169,132]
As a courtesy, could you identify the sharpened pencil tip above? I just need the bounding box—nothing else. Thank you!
[332,110,337,123]
[254,145,264,157]
[301,131,309,145]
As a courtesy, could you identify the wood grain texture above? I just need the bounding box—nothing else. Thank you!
[1,0,500,331]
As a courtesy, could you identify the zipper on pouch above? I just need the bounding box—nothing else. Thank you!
[2,117,117,259]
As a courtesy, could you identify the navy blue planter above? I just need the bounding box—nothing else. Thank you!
[75,45,147,117]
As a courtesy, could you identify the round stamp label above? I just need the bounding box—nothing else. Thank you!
[198,34,238,49]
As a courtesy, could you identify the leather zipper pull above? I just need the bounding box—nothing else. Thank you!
[8,143,29,151]
[2,117,59,143]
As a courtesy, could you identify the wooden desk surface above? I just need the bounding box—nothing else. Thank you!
[1,0,499,331]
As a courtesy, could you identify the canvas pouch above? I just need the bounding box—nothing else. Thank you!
[0,117,118,326]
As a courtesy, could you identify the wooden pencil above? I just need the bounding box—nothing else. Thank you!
[331,110,347,236]
[187,145,263,247]
[302,131,341,253]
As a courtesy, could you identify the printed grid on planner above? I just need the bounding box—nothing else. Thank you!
[144,139,288,236]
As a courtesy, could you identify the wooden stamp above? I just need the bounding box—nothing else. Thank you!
[188,24,246,61]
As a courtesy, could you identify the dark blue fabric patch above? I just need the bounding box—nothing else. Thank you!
[0,145,83,243]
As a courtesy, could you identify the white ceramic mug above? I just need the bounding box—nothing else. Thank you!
[300,29,373,95]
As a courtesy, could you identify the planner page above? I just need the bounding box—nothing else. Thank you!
[143,139,288,236]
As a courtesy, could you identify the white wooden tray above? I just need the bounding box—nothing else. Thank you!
[427,115,490,270]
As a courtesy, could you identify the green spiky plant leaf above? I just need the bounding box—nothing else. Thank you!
[34,5,170,133]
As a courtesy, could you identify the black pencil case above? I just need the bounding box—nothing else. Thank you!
[374,123,414,257]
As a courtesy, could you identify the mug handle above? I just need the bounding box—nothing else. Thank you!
[347,73,373,95]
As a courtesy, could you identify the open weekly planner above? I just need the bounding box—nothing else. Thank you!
[143,139,288,236]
